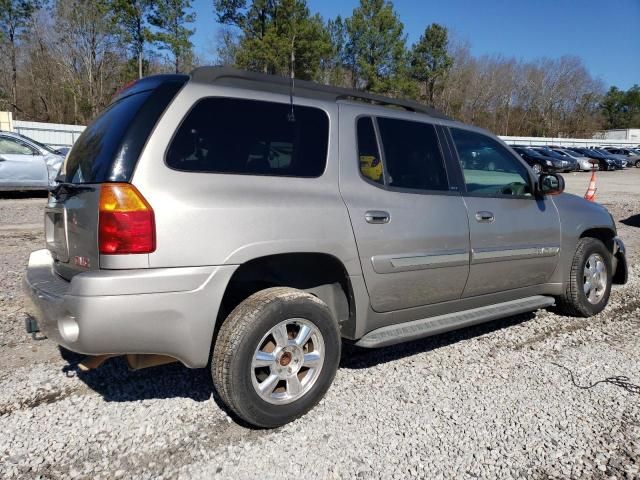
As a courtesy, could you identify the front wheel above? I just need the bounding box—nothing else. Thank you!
[635,159,640,168]
[555,237,612,317]
[212,287,341,428]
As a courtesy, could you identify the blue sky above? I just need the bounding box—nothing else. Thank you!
[190,0,640,90]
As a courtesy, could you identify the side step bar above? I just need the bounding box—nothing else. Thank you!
[355,295,555,348]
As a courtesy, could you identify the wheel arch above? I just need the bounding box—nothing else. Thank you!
[217,252,357,339]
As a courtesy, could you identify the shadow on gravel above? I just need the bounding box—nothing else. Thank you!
[621,214,640,228]
[58,347,256,427]
[340,311,535,369]
[0,190,48,199]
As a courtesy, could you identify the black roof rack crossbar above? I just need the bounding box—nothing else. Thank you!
[190,66,450,120]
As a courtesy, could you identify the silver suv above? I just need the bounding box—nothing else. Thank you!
[24,68,628,427]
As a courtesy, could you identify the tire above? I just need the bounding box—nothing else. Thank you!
[532,163,542,175]
[555,237,612,317]
[212,287,341,428]
[635,159,640,168]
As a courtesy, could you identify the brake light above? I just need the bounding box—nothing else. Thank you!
[98,183,155,254]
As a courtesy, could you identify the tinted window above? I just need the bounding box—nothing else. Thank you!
[167,98,328,177]
[376,117,448,191]
[61,78,186,184]
[0,137,34,155]
[357,117,383,184]
[451,128,532,197]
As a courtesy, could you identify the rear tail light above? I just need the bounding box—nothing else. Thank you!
[98,183,155,254]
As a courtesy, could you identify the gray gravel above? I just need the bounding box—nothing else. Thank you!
[1,171,639,480]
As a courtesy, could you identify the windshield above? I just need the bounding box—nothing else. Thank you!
[59,77,186,183]
[16,133,57,154]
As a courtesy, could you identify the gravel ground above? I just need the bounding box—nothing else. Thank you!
[0,170,639,480]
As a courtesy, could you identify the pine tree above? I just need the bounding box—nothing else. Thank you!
[111,0,153,79]
[410,23,452,105]
[148,0,196,73]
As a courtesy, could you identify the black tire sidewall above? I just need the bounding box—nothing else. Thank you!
[574,240,612,316]
[228,293,341,428]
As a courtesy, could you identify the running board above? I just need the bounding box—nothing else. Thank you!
[355,295,555,348]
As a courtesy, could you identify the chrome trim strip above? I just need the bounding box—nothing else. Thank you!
[472,246,560,264]
[372,250,469,274]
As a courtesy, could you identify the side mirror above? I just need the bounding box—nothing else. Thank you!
[538,173,565,196]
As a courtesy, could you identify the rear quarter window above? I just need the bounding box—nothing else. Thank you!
[166,98,329,178]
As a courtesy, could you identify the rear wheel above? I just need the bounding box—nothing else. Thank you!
[635,159,640,168]
[212,287,341,428]
[555,237,612,317]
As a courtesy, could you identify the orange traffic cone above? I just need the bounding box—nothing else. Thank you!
[584,170,597,201]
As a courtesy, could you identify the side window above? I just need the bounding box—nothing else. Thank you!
[166,98,328,177]
[0,137,34,155]
[451,128,532,197]
[376,117,448,191]
[357,117,383,185]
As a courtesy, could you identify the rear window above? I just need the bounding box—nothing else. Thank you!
[61,77,187,184]
[166,98,329,177]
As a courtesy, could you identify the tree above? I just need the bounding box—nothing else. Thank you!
[0,0,41,113]
[149,0,196,73]
[601,85,640,129]
[213,0,331,80]
[410,23,452,105]
[344,0,413,96]
[111,0,153,79]
[323,15,348,85]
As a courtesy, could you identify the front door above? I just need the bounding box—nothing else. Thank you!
[0,136,48,188]
[339,107,470,313]
[446,127,561,297]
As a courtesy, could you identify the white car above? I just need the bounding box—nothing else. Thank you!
[552,148,598,171]
[0,131,64,190]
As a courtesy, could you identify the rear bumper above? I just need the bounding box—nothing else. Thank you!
[23,249,237,367]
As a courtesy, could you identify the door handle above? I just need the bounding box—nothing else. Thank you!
[365,210,390,224]
[475,211,495,223]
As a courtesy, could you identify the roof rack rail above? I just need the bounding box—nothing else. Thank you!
[190,66,450,120]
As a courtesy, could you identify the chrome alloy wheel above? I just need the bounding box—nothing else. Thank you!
[532,163,542,174]
[583,253,607,304]
[251,318,325,405]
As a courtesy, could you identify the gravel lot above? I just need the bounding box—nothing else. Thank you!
[1,171,639,479]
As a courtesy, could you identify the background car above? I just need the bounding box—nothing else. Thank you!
[604,147,640,167]
[551,148,598,171]
[510,145,564,174]
[0,131,64,190]
[530,146,577,172]
[568,147,616,170]
[591,147,627,168]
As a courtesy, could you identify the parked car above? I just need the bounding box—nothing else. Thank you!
[510,146,564,174]
[23,68,628,428]
[568,147,616,170]
[530,146,578,172]
[591,148,627,168]
[603,147,640,168]
[0,131,64,190]
[551,148,598,171]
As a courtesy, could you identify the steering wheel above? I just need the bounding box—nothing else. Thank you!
[501,182,527,196]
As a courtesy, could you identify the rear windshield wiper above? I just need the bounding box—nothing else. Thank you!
[49,182,95,198]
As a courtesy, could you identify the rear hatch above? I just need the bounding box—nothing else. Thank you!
[46,75,187,280]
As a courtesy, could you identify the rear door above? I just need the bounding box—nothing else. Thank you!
[446,127,561,297]
[46,76,187,280]
[339,106,470,313]
[0,136,48,188]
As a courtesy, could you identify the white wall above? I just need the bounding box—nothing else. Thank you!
[499,135,639,147]
[13,120,85,149]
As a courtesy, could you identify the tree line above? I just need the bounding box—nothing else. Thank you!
[1,0,637,136]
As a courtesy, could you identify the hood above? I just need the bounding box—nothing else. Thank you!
[43,153,64,186]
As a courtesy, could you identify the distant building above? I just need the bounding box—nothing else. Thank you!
[593,129,640,142]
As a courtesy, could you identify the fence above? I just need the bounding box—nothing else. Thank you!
[499,135,639,148]
[3,115,640,150]
[12,120,85,149]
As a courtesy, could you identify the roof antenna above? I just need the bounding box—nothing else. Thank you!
[287,36,296,122]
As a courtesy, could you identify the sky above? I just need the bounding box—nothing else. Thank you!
[190,0,640,90]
